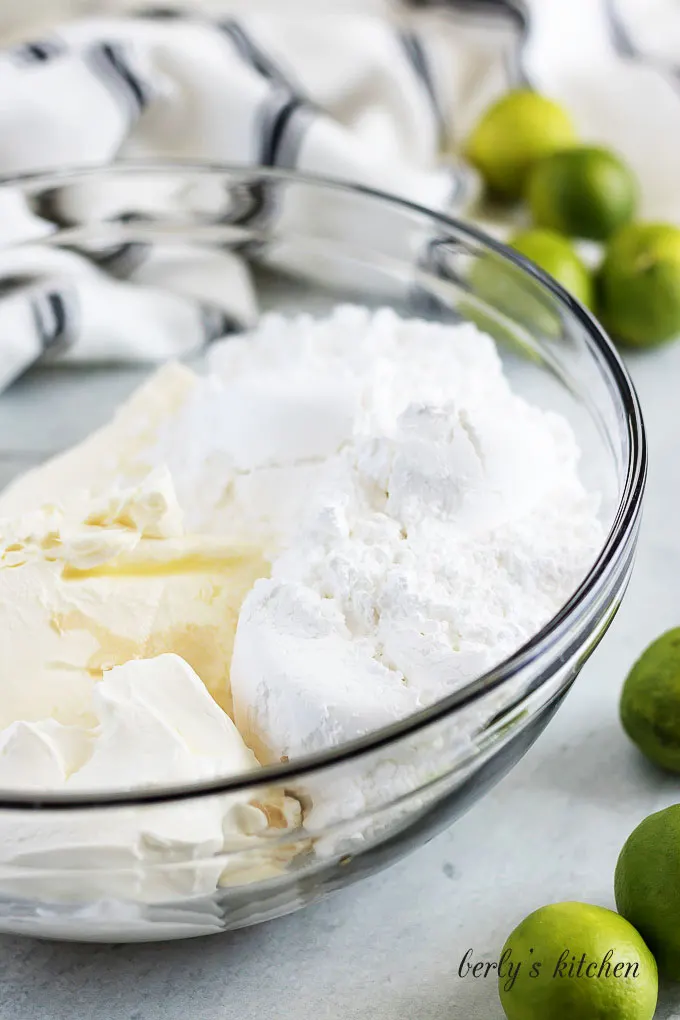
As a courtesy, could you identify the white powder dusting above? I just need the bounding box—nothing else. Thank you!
[153,305,603,764]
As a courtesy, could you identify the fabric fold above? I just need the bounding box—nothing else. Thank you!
[0,0,674,390]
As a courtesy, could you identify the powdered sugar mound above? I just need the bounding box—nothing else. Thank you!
[154,305,511,540]
[234,579,420,764]
[152,306,602,762]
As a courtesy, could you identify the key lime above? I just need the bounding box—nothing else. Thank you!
[616,805,680,979]
[597,222,680,347]
[464,229,589,353]
[499,902,657,1020]
[620,628,680,771]
[528,147,637,240]
[464,230,591,356]
[511,228,594,308]
[465,90,577,200]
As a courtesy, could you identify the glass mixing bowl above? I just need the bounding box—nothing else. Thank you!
[0,165,646,942]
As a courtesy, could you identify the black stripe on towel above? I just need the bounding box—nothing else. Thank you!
[85,41,151,120]
[427,0,531,87]
[603,0,680,95]
[407,233,469,321]
[399,31,446,142]
[417,0,526,27]
[236,95,315,245]
[86,212,150,280]
[135,6,184,18]
[200,305,242,345]
[502,0,531,87]
[603,0,637,59]
[89,241,149,280]
[259,93,308,167]
[216,19,301,96]
[274,103,315,169]
[9,37,65,66]
[31,288,78,354]
[224,93,311,244]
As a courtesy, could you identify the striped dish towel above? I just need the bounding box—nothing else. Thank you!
[0,0,675,391]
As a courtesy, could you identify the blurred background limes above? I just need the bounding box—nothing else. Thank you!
[528,146,637,241]
[597,222,680,347]
[465,89,576,201]
[465,89,680,350]
[510,228,593,308]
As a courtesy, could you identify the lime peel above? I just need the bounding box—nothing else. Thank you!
[466,90,577,201]
[499,901,658,1020]
[616,804,680,980]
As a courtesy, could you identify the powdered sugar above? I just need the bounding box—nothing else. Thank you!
[152,305,602,762]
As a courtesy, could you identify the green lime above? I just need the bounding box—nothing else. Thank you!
[616,804,680,979]
[465,90,577,201]
[499,902,657,1020]
[597,222,680,347]
[620,628,680,771]
[465,250,559,353]
[464,230,591,354]
[511,228,594,308]
[528,147,637,240]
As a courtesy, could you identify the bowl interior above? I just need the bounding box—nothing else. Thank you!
[0,165,642,781]
[0,165,646,941]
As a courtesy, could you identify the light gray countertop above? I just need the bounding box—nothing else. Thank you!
[0,342,679,1020]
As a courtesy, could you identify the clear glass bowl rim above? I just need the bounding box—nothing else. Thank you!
[0,161,647,810]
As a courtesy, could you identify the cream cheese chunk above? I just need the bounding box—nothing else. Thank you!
[0,470,268,726]
[0,655,301,905]
[0,654,260,791]
[0,361,197,519]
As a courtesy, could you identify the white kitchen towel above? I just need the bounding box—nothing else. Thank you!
[0,0,676,391]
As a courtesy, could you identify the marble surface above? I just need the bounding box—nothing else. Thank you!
[1,341,680,1020]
